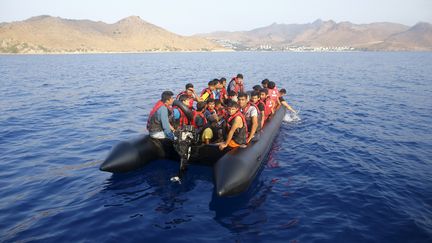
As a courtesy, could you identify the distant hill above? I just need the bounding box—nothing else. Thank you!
[1,16,431,53]
[369,22,432,51]
[0,15,226,53]
[197,19,432,51]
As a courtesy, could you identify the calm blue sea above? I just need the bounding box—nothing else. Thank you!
[0,52,431,242]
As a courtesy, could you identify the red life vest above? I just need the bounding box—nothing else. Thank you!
[219,87,227,101]
[242,102,259,116]
[200,88,214,100]
[228,77,244,94]
[191,111,207,128]
[176,91,195,109]
[227,111,248,137]
[174,106,189,128]
[263,98,274,119]
[241,102,259,132]
[267,87,279,103]
[147,100,170,130]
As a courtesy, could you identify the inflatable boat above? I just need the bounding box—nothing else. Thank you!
[100,102,286,197]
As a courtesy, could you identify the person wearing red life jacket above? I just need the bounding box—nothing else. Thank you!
[218,100,247,150]
[224,90,238,105]
[214,99,226,118]
[267,81,280,107]
[227,74,244,94]
[279,88,297,113]
[259,88,275,121]
[176,83,201,109]
[204,98,219,123]
[200,79,217,102]
[250,91,266,129]
[172,94,192,129]
[238,92,260,144]
[147,91,175,140]
[219,77,228,102]
[193,101,214,144]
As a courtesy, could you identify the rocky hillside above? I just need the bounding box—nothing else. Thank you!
[0,15,226,53]
[197,19,432,51]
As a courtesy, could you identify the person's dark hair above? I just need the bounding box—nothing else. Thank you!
[236,74,243,79]
[261,79,269,85]
[213,78,220,84]
[206,98,215,104]
[259,88,268,94]
[226,100,240,108]
[279,88,287,94]
[196,101,206,111]
[268,81,276,89]
[252,85,261,91]
[215,99,222,106]
[251,91,260,98]
[185,83,194,89]
[208,80,217,86]
[237,92,248,99]
[178,94,190,102]
[161,91,174,102]
[220,77,226,82]
[228,90,237,97]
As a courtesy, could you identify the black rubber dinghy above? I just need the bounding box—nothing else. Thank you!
[100,107,286,197]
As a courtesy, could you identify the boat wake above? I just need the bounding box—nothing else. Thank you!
[283,112,301,123]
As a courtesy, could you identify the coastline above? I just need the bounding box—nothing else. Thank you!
[1,49,431,55]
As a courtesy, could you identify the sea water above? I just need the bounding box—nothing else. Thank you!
[1,52,431,242]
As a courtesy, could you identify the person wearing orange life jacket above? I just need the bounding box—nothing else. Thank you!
[172,94,192,129]
[176,83,202,109]
[259,88,275,121]
[279,88,297,113]
[227,73,245,94]
[250,91,266,129]
[200,79,217,102]
[218,100,247,150]
[238,92,260,143]
[267,81,280,107]
[147,91,175,140]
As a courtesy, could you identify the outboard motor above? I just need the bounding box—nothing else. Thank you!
[170,125,198,183]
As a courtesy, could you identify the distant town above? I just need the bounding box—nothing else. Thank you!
[214,39,356,52]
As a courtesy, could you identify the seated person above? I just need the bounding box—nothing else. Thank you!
[200,79,217,102]
[214,99,226,119]
[204,98,219,123]
[192,101,213,144]
[147,91,175,140]
[172,94,192,129]
[218,100,247,150]
[224,90,238,105]
[238,92,260,143]
[176,83,202,109]
[259,88,275,121]
[250,91,266,129]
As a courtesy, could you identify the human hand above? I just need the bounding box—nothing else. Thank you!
[218,142,227,150]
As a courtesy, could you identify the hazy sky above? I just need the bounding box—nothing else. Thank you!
[1,0,431,35]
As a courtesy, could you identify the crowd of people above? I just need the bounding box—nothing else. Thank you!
[146,74,297,150]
